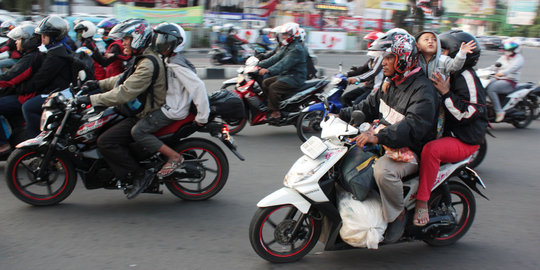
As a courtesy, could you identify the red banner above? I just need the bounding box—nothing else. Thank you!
[291,14,392,32]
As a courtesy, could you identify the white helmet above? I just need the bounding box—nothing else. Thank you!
[74,20,97,39]
[279,22,300,45]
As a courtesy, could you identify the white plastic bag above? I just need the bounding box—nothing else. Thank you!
[338,190,387,249]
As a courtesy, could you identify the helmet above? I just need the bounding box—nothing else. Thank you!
[298,28,306,42]
[259,27,270,35]
[363,31,383,48]
[7,24,41,50]
[439,30,481,69]
[109,19,152,51]
[503,38,520,53]
[35,15,69,42]
[388,33,418,74]
[369,28,408,52]
[1,21,17,37]
[279,22,300,45]
[74,20,97,39]
[97,18,120,31]
[152,22,185,55]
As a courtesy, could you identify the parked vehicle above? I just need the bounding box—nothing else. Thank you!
[249,114,488,263]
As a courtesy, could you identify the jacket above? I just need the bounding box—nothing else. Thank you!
[0,50,44,103]
[416,31,466,79]
[259,39,307,88]
[19,44,72,95]
[162,53,210,123]
[340,69,439,157]
[91,48,167,119]
[492,54,524,83]
[81,38,106,80]
[347,56,383,89]
[93,40,130,78]
[442,68,488,145]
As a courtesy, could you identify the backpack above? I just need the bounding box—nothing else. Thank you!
[115,55,159,117]
[63,47,96,84]
[209,89,245,121]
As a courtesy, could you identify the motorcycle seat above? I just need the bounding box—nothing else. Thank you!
[154,114,196,138]
[515,82,534,91]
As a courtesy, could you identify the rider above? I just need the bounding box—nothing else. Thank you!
[256,25,283,61]
[76,19,167,200]
[74,20,106,80]
[0,24,44,154]
[339,32,439,243]
[20,15,73,138]
[258,22,307,121]
[486,38,524,122]
[414,30,488,226]
[0,21,21,74]
[255,27,273,50]
[225,25,248,64]
[131,22,209,178]
[95,18,131,78]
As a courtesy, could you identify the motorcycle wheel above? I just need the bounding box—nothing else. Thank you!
[211,55,223,66]
[296,111,324,142]
[512,101,534,128]
[5,148,77,206]
[164,139,229,201]
[249,205,322,263]
[223,117,247,135]
[467,140,487,169]
[424,182,476,246]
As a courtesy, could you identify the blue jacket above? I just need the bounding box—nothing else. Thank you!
[259,39,307,88]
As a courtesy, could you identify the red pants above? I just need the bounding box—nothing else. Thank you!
[417,137,479,202]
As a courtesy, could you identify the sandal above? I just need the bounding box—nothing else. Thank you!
[413,207,429,227]
[157,158,184,178]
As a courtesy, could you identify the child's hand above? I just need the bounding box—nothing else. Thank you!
[460,40,477,54]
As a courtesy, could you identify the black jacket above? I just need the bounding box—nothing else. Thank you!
[0,50,44,96]
[20,44,73,95]
[340,69,439,157]
[441,68,488,145]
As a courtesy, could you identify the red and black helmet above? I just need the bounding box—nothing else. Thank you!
[388,33,418,74]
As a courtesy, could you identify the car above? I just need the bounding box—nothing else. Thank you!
[483,36,503,50]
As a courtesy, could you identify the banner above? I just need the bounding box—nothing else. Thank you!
[365,0,408,11]
[507,0,539,25]
[307,32,347,50]
[442,0,496,15]
[113,4,204,24]
[292,14,393,32]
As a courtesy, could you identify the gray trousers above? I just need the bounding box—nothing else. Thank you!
[487,79,515,113]
[131,109,174,154]
[372,155,418,223]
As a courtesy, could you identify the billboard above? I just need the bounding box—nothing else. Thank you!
[365,0,408,11]
[113,4,204,24]
[442,0,496,15]
[507,0,540,25]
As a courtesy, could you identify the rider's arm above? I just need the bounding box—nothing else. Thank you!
[346,60,370,77]
[266,44,305,76]
[442,70,486,124]
[339,88,381,123]
[351,56,383,83]
[499,54,524,77]
[259,47,286,68]
[0,53,35,88]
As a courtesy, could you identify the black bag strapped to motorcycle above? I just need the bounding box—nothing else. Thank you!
[340,146,378,201]
[115,55,159,117]
[60,50,96,84]
[209,89,246,121]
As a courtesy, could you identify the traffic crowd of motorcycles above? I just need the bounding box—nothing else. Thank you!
[0,13,538,264]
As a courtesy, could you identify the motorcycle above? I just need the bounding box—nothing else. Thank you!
[249,113,488,263]
[477,65,536,128]
[209,43,255,65]
[215,56,330,135]
[5,87,244,206]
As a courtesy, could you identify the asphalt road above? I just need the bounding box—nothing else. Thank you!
[0,49,539,270]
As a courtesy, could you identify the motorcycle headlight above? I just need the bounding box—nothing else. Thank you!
[39,110,55,131]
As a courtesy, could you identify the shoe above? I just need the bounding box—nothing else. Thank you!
[126,170,154,200]
[495,111,505,122]
[384,211,406,243]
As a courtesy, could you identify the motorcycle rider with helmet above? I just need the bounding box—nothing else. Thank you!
[131,22,210,178]
[414,30,488,226]
[74,20,106,80]
[0,21,21,75]
[20,15,73,139]
[339,32,439,243]
[485,38,524,122]
[95,18,131,78]
[76,19,167,199]
[258,22,307,121]
[225,25,248,64]
[0,24,44,154]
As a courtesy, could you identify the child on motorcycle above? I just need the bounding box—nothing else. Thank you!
[94,18,131,78]
[130,22,210,178]
[414,31,488,226]
[74,20,106,80]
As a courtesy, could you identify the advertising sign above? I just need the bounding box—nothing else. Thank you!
[365,0,408,11]
[114,4,204,24]
[307,31,347,50]
[442,0,496,15]
[507,0,539,25]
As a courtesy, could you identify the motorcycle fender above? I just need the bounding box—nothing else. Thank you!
[302,102,325,113]
[257,187,312,214]
[15,131,52,149]
[459,167,489,200]
[222,78,237,86]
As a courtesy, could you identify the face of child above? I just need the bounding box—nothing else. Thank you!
[417,33,437,55]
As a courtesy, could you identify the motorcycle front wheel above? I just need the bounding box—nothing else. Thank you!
[223,117,247,135]
[164,139,229,201]
[249,205,322,263]
[424,182,476,246]
[6,148,77,206]
[296,111,324,142]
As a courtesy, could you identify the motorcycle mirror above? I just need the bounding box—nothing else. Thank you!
[350,110,366,127]
[495,62,502,68]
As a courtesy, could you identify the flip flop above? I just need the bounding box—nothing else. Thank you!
[157,159,183,178]
[413,208,429,227]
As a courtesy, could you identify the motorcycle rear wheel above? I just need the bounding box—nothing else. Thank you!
[6,148,77,206]
[512,101,534,128]
[424,182,476,246]
[296,111,324,142]
[164,139,229,201]
[249,205,322,263]
[467,140,487,169]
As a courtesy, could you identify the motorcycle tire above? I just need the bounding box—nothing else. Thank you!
[467,140,487,169]
[5,148,77,206]
[211,55,223,66]
[296,110,324,142]
[224,117,247,135]
[249,205,322,263]
[512,100,534,128]
[423,182,476,246]
[164,138,229,201]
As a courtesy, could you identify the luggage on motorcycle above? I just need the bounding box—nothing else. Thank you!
[61,47,96,84]
[340,146,377,201]
[209,89,245,121]
[338,190,387,249]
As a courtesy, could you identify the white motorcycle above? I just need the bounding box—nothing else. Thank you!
[249,114,488,263]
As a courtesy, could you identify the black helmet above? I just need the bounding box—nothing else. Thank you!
[439,30,481,69]
[7,24,41,50]
[152,22,185,55]
[35,15,68,42]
